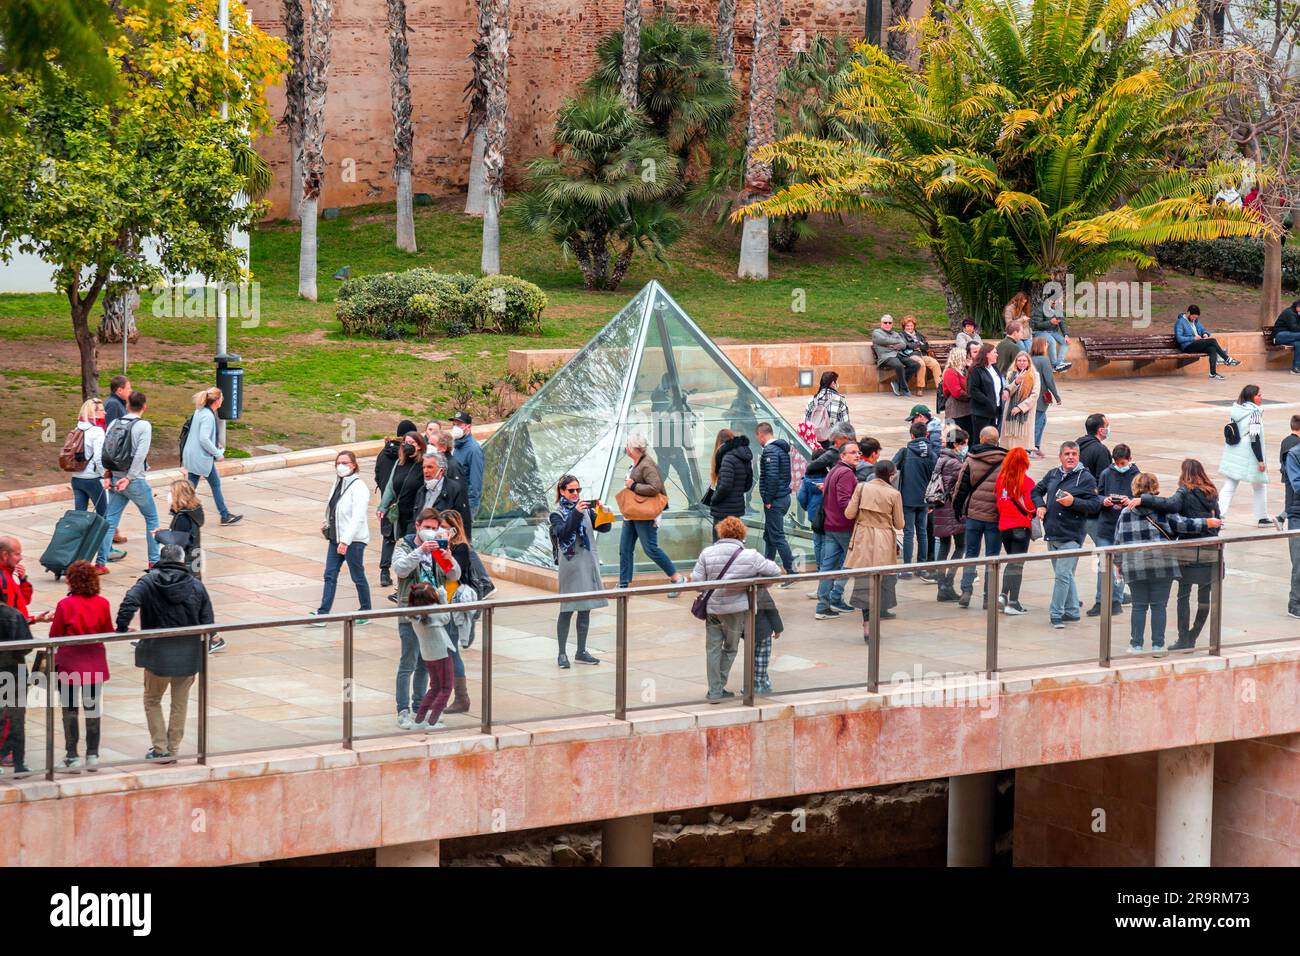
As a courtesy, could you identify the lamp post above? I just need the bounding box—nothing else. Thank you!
[216,0,231,447]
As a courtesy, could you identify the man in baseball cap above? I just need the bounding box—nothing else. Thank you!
[905,404,941,456]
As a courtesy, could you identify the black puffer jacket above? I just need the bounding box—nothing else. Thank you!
[374,438,403,500]
[117,562,213,677]
[1076,435,1112,482]
[805,445,840,478]
[759,439,792,504]
[0,603,32,671]
[1139,487,1221,538]
[711,436,755,520]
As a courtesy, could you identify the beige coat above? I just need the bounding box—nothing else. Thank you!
[844,478,905,570]
[1001,367,1041,450]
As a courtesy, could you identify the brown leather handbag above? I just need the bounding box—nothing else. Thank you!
[615,487,669,521]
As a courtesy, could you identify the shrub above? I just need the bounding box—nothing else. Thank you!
[468,275,548,334]
[337,269,477,337]
[1154,238,1300,291]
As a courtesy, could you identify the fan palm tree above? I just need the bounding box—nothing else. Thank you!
[517,91,681,290]
[480,0,509,274]
[716,0,737,74]
[387,0,416,251]
[621,0,641,107]
[297,0,331,300]
[735,0,1266,329]
[738,0,784,279]
[281,0,306,221]
[587,16,737,179]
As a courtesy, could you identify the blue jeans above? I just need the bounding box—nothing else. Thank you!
[762,496,795,573]
[811,530,825,574]
[618,519,677,587]
[187,466,231,520]
[98,478,160,564]
[816,530,851,611]
[902,505,928,565]
[317,541,371,613]
[1034,408,1048,450]
[1087,521,1126,606]
[1034,330,1067,365]
[959,518,1002,594]
[71,476,107,515]
[395,619,428,714]
[1128,576,1173,649]
[1275,330,1300,370]
[1048,539,1082,621]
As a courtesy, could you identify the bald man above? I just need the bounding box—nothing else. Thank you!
[0,537,53,625]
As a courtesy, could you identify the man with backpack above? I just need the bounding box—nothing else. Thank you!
[892,420,937,577]
[104,376,132,548]
[96,391,160,572]
[756,422,797,580]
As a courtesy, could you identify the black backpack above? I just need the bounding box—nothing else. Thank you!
[101,418,139,473]
[179,413,195,456]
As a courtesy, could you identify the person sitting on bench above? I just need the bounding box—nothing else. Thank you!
[871,314,920,398]
[1174,304,1240,380]
[1273,299,1300,374]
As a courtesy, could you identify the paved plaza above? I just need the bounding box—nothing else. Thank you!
[5,369,1299,774]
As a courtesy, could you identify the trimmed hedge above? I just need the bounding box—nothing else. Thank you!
[1153,237,1300,291]
[337,269,546,338]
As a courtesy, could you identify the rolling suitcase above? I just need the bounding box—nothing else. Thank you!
[40,509,108,579]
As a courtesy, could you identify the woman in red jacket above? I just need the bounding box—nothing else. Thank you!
[995,447,1036,616]
[51,560,112,772]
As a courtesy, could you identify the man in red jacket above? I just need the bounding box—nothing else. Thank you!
[815,442,863,619]
[0,536,54,625]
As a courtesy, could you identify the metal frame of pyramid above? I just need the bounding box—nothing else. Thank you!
[475,280,818,575]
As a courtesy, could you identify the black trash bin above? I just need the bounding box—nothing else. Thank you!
[215,353,244,421]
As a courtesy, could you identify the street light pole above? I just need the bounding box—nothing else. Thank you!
[216,0,230,447]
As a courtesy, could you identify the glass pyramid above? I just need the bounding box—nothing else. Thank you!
[475,281,817,574]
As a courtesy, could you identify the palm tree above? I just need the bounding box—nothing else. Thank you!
[480,0,509,274]
[464,0,489,216]
[281,0,307,222]
[738,0,783,279]
[517,92,681,290]
[298,0,331,300]
[620,0,641,107]
[387,0,416,251]
[716,0,737,74]
[735,0,1266,328]
[886,0,911,61]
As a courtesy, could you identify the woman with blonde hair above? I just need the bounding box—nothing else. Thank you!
[900,316,942,391]
[181,386,241,526]
[1000,350,1039,449]
[70,397,108,513]
[941,345,972,437]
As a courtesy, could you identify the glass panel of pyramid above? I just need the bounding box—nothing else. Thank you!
[475,281,818,575]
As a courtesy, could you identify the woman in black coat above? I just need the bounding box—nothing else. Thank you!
[375,420,418,586]
[967,342,1005,440]
[709,432,755,534]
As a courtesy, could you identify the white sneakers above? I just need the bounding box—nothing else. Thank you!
[397,709,414,730]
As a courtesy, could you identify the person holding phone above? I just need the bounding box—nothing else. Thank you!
[1032,441,1102,628]
[549,475,610,668]
[391,508,461,728]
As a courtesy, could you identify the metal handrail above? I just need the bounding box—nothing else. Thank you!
[11,528,1293,782]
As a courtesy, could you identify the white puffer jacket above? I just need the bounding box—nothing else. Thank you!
[690,539,780,616]
[329,474,371,546]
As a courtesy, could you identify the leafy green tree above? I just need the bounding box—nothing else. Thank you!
[0,0,286,398]
[516,91,681,290]
[736,0,1266,330]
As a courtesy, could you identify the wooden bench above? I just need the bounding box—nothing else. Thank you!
[872,340,951,390]
[1078,334,1206,368]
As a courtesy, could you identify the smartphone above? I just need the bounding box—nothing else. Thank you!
[584,499,599,509]
[1055,489,1070,501]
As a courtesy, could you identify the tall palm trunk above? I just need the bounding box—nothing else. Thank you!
[886,0,911,60]
[716,0,737,73]
[620,0,641,107]
[738,0,782,280]
[464,0,490,216]
[480,0,509,275]
[282,0,307,222]
[387,0,416,252]
[298,0,332,301]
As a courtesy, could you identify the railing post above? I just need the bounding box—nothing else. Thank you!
[480,606,493,735]
[615,595,628,720]
[867,573,882,692]
[1099,551,1114,665]
[743,585,756,707]
[1208,541,1224,656]
[342,619,354,750]
[198,632,209,765]
[985,560,1000,678]
[44,644,55,781]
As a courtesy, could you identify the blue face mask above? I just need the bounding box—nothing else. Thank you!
[1113,462,1132,473]
[957,446,969,459]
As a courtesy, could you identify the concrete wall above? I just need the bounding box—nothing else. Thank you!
[248,0,898,217]
[1014,735,1300,866]
[2,646,1297,866]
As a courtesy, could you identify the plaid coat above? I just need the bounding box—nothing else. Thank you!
[1114,507,1211,580]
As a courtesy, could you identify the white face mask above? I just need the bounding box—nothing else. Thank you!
[336,464,352,478]
[418,528,439,543]
[425,477,440,490]
[450,426,465,441]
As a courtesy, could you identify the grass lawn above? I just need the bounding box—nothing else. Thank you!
[0,198,1270,490]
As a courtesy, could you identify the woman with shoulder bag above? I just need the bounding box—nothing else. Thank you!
[615,433,688,594]
[901,316,942,391]
[1001,351,1040,450]
[994,447,1036,615]
[309,451,372,624]
[550,475,611,668]
[1218,384,1272,527]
